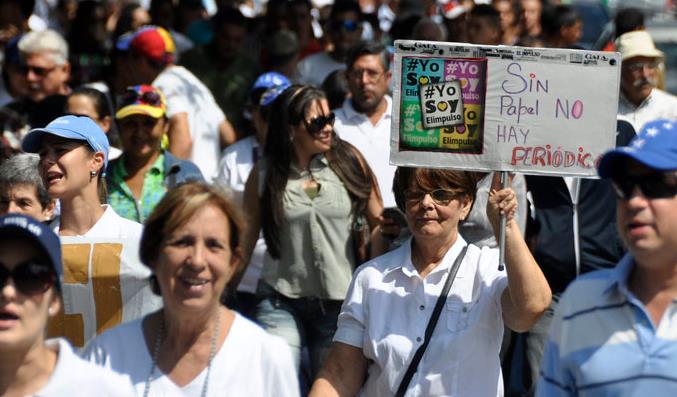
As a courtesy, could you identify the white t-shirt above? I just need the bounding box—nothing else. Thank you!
[214,136,265,294]
[294,51,345,88]
[154,65,226,181]
[51,205,162,347]
[34,338,135,396]
[83,313,300,397]
[334,96,397,207]
[334,236,508,397]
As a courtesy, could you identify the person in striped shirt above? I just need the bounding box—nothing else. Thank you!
[537,118,677,396]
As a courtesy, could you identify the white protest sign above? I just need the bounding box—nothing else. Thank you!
[48,237,162,347]
[390,40,621,177]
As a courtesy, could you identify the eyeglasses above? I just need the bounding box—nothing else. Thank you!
[20,64,58,77]
[403,189,464,206]
[0,260,56,296]
[347,68,385,83]
[625,60,659,72]
[122,89,162,108]
[332,19,359,32]
[304,112,335,136]
[611,172,677,200]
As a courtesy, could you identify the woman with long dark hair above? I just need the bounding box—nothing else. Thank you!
[240,85,384,377]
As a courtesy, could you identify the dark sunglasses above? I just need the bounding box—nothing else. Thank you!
[122,89,162,107]
[20,64,57,77]
[332,19,359,32]
[304,112,335,136]
[611,172,677,200]
[403,189,464,206]
[0,260,56,296]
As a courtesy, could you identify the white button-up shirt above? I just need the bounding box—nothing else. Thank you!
[334,236,508,396]
[334,96,397,207]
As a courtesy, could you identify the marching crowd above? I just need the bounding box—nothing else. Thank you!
[1,0,677,396]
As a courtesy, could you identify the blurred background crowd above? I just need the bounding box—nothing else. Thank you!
[0,0,675,162]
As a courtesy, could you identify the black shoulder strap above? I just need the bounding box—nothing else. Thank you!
[395,245,469,397]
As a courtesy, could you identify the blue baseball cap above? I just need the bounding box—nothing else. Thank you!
[22,115,110,175]
[598,119,677,178]
[0,214,63,280]
[252,72,290,92]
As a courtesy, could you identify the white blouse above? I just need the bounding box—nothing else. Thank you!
[334,236,508,397]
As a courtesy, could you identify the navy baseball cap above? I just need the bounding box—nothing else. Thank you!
[598,119,677,178]
[22,115,110,175]
[0,214,63,280]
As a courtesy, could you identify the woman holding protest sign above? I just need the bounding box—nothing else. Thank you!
[310,167,551,397]
[84,183,299,396]
[0,214,135,396]
[239,85,385,377]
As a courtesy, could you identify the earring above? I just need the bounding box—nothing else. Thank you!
[90,171,97,177]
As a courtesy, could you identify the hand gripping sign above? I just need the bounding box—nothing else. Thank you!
[391,40,621,177]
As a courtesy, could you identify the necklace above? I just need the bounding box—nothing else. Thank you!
[143,311,222,397]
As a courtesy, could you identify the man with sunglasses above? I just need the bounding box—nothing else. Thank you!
[1,29,71,133]
[295,0,363,87]
[616,31,677,132]
[537,119,677,396]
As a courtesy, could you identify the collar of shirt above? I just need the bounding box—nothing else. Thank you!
[601,253,635,297]
[383,235,469,280]
[343,95,392,124]
[619,88,654,111]
[289,153,329,177]
[111,152,165,180]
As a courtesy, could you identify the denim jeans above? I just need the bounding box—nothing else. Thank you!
[254,283,342,379]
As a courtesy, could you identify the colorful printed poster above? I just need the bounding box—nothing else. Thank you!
[399,57,487,154]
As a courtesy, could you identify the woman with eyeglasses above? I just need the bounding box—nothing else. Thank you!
[0,213,135,396]
[239,85,384,377]
[106,85,203,223]
[310,167,551,397]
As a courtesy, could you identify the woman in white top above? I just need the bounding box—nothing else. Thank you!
[310,167,552,397]
[84,183,299,396]
[21,115,157,348]
[0,213,135,397]
[21,114,141,238]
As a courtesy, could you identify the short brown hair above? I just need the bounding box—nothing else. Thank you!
[140,182,246,268]
[393,167,482,213]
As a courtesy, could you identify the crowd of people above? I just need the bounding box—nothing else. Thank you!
[0,0,676,396]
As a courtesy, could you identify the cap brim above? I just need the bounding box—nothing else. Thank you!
[0,227,63,279]
[116,105,164,120]
[598,146,677,177]
[21,127,87,153]
[622,48,664,60]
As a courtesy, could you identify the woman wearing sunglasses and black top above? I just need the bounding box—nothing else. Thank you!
[239,85,385,378]
[0,214,135,396]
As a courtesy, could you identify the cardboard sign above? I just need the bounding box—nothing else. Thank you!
[391,41,621,177]
[47,237,162,347]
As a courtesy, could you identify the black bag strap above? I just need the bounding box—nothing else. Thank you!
[395,245,469,397]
